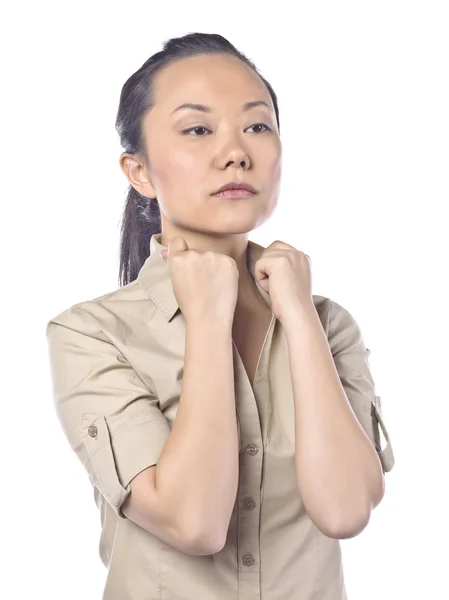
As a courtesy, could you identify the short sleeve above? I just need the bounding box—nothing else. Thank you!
[328,300,395,473]
[46,305,172,518]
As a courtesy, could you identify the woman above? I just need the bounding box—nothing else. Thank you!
[46,32,395,600]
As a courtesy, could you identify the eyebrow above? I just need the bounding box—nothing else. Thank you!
[170,100,271,115]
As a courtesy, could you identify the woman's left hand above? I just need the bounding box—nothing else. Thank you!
[253,240,314,323]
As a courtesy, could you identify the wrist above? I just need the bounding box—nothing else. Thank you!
[280,301,320,330]
[185,315,233,335]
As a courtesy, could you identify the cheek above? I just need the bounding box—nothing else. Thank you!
[264,146,282,209]
[149,144,205,217]
[264,151,282,195]
[257,138,282,180]
[154,143,199,189]
[269,154,282,177]
[269,142,282,172]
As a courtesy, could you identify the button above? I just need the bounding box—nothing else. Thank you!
[242,497,256,510]
[245,444,259,455]
[242,553,256,566]
[87,425,98,438]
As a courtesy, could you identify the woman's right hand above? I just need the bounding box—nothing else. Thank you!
[161,236,239,326]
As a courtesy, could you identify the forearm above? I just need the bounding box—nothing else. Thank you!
[283,305,384,538]
[155,319,238,550]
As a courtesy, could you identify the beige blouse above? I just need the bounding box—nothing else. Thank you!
[46,232,395,600]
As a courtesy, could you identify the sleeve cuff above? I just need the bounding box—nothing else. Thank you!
[79,411,171,518]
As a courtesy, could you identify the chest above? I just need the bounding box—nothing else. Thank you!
[232,301,273,387]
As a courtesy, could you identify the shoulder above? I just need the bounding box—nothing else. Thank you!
[45,278,154,338]
[312,294,364,349]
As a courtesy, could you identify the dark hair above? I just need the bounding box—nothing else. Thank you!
[116,32,280,287]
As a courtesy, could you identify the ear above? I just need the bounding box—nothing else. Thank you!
[119,152,157,198]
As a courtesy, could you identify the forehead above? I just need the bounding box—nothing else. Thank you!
[151,53,271,112]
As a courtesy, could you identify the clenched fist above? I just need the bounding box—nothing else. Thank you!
[160,236,239,326]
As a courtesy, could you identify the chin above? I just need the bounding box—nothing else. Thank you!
[219,216,270,234]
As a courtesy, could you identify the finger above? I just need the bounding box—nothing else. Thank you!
[263,240,293,253]
[168,236,189,258]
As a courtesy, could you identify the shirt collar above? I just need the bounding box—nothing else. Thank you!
[138,232,272,322]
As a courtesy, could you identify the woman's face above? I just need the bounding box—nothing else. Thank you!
[125,53,282,237]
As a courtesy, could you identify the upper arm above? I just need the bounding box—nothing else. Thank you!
[328,300,395,474]
[46,305,186,544]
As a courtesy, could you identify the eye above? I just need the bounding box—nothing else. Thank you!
[182,123,272,136]
[246,123,272,133]
[182,126,210,136]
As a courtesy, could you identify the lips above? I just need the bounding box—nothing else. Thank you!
[213,181,257,194]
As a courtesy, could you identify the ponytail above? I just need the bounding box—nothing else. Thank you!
[118,186,161,287]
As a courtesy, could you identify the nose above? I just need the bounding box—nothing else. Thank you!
[226,157,248,169]
[217,139,251,170]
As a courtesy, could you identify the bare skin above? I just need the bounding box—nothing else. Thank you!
[232,287,273,386]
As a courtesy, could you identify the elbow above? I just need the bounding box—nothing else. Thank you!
[190,539,226,556]
[181,526,227,556]
[318,508,372,540]
[175,504,231,556]
[318,465,385,539]
[372,471,386,508]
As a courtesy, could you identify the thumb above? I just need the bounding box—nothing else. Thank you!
[160,236,189,261]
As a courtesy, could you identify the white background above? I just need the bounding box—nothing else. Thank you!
[1,1,448,598]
